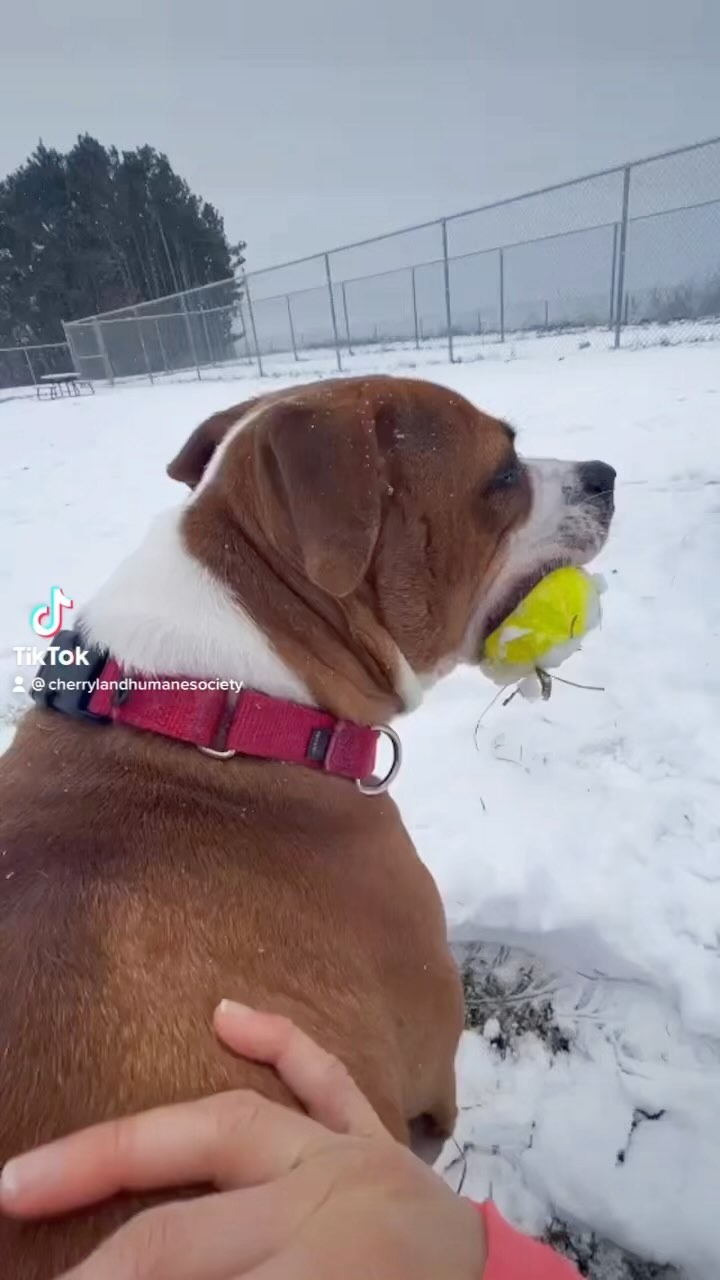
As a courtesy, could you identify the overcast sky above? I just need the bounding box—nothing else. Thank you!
[1,0,718,271]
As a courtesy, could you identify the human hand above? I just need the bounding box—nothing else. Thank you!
[0,1001,487,1279]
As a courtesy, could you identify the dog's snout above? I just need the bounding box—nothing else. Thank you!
[577,461,616,498]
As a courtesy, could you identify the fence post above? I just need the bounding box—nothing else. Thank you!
[411,267,420,349]
[199,309,216,365]
[341,282,353,355]
[243,278,264,377]
[498,248,506,343]
[179,295,201,379]
[22,347,37,387]
[614,166,632,349]
[61,322,80,379]
[91,320,114,384]
[324,254,343,372]
[544,300,549,330]
[441,220,454,363]
[133,311,154,385]
[286,295,299,362]
[154,319,169,373]
[608,222,619,331]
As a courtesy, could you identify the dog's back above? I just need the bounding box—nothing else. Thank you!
[1,375,616,1276]
[0,710,462,1278]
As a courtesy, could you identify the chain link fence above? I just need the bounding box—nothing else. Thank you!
[0,341,75,395]
[48,135,720,388]
[62,276,251,386]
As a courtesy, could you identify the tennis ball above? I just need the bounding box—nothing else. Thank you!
[482,566,604,686]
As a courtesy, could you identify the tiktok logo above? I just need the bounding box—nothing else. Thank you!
[29,586,74,638]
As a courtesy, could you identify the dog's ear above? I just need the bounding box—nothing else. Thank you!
[167,399,260,488]
[256,394,382,599]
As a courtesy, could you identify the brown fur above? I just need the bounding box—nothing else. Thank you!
[181,378,530,722]
[0,376,528,1277]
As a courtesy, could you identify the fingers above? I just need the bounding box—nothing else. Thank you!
[0,1089,333,1220]
[57,1182,305,1280]
[0,1006,387,1224]
[213,1002,388,1141]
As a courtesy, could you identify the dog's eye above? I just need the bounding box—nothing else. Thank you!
[489,462,521,492]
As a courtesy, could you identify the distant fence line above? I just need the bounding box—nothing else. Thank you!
[2,133,719,392]
[0,341,74,391]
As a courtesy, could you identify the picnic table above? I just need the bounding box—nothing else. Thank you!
[37,373,95,400]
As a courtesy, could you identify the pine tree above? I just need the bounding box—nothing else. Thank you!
[0,137,238,356]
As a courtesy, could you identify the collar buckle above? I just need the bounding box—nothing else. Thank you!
[31,629,110,722]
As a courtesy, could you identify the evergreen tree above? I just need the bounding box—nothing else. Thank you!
[0,137,240,355]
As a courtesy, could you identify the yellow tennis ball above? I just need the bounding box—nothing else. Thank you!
[482,566,604,685]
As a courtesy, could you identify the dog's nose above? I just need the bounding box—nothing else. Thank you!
[577,461,616,498]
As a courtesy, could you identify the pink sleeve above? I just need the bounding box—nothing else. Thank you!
[477,1201,580,1278]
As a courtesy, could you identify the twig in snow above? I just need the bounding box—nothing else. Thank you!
[550,672,606,693]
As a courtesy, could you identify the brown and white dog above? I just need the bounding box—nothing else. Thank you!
[0,375,614,1277]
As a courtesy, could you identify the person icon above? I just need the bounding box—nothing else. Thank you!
[12,675,26,695]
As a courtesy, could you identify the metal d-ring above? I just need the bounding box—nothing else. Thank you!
[356,725,403,796]
[197,684,244,759]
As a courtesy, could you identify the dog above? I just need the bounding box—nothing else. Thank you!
[0,375,615,1277]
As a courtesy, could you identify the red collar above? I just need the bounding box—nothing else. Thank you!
[81,658,399,793]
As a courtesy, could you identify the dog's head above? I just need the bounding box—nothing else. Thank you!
[168,377,614,714]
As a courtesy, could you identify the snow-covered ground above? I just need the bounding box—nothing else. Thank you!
[2,341,719,1276]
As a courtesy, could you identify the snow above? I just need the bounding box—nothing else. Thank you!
[450,948,720,1275]
[2,338,720,1275]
